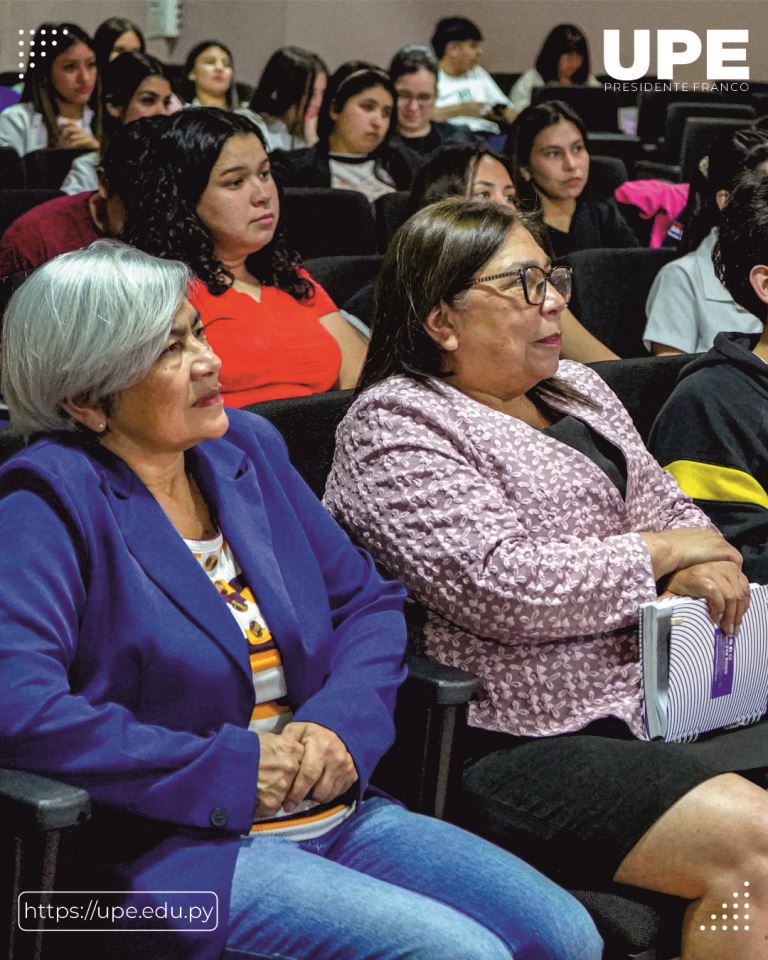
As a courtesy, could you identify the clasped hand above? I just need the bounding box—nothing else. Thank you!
[254,722,357,818]
[662,560,750,636]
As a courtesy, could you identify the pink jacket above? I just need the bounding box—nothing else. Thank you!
[324,362,711,738]
[614,179,689,248]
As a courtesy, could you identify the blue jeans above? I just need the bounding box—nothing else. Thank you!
[224,796,602,960]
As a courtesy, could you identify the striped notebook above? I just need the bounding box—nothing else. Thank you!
[639,583,768,742]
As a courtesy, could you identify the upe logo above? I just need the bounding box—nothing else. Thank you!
[603,30,749,81]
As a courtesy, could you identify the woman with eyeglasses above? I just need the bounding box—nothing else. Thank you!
[325,198,768,960]
[388,45,475,157]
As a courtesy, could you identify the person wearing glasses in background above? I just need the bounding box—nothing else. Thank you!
[388,45,475,159]
[325,197,768,960]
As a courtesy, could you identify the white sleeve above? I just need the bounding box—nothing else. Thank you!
[478,68,512,107]
[0,104,39,155]
[60,151,99,195]
[508,69,540,113]
[642,260,698,353]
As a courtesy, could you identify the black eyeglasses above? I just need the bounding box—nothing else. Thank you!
[468,265,572,306]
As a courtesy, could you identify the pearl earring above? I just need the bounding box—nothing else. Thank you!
[97,422,105,431]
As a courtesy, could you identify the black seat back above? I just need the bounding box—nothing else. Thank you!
[680,117,753,184]
[585,155,628,200]
[23,148,90,190]
[0,189,62,240]
[281,187,377,258]
[665,101,755,163]
[303,255,381,309]
[531,86,620,132]
[562,247,677,358]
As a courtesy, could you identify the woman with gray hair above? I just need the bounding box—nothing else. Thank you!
[0,240,602,960]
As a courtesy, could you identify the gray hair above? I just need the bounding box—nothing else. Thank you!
[2,240,191,437]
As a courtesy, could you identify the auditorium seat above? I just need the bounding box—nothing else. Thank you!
[532,85,621,132]
[562,247,678,357]
[303,254,381,308]
[0,189,62,240]
[281,187,377,258]
[23,148,91,190]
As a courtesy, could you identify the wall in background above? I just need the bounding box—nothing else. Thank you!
[1,0,765,86]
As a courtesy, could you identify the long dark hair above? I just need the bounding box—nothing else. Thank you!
[360,197,594,414]
[121,108,311,299]
[405,143,515,217]
[679,126,768,254]
[506,100,588,204]
[92,16,145,71]
[250,46,328,134]
[101,51,166,152]
[317,60,396,151]
[181,40,236,107]
[20,23,101,147]
[535,24,590,84]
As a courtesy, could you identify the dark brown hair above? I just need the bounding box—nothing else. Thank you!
[359,197,595,414]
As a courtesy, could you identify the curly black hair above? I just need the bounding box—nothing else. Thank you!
[121,108,313,300]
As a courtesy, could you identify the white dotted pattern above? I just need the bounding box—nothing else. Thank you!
[699,883,753,933]
[15,26,68,78]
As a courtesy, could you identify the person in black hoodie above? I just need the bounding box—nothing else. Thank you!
[649,169,768,582]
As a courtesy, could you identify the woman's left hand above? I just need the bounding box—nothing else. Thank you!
[56,120,99,151]
[662,560,750,635]
[280,721,357,811]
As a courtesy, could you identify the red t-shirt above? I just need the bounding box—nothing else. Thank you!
[189,270,341,406]
[0,192,99,276]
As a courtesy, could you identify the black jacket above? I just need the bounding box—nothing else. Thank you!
[648,331,768,581]
[270,142,420,192]
[546,198,640,258]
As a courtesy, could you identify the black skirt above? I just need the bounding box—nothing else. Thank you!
[460,716,768,888]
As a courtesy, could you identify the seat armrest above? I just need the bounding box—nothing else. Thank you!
[0,769,91,833]
[404,653,483,706]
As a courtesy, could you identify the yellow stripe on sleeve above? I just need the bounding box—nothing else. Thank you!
[665,460,768,510]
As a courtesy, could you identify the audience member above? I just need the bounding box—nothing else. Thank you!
[0,239,601,960]
[92,16,145,70]
[271,61,417,201]
[346,143,615,361]
[324,198,768,960]
[508,24,599,115]
[643,127,768,355]
[431,17,515,134]
[247,47,328,150]
[0,22,100,157]
[61,51,173,195]
[507,100,638,256]
[123,108,367,404]
[182,39,238,108]
[388,45,474,157]
[650,170,768,581]
[0,116,165,275]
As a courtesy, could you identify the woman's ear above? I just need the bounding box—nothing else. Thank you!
[715,188,729,211]
[424,301,460,352]
[187,68,196,82]
[105,101,123,121]
[60,396,108,434]
[749,264,768,307]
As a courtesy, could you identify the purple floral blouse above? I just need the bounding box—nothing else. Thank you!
[324,362,712,738]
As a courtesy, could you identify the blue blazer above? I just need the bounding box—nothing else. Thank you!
[0,409,407,959]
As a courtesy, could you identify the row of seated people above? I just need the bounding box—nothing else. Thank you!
[1,183,767,959]
[2,109,767,402]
